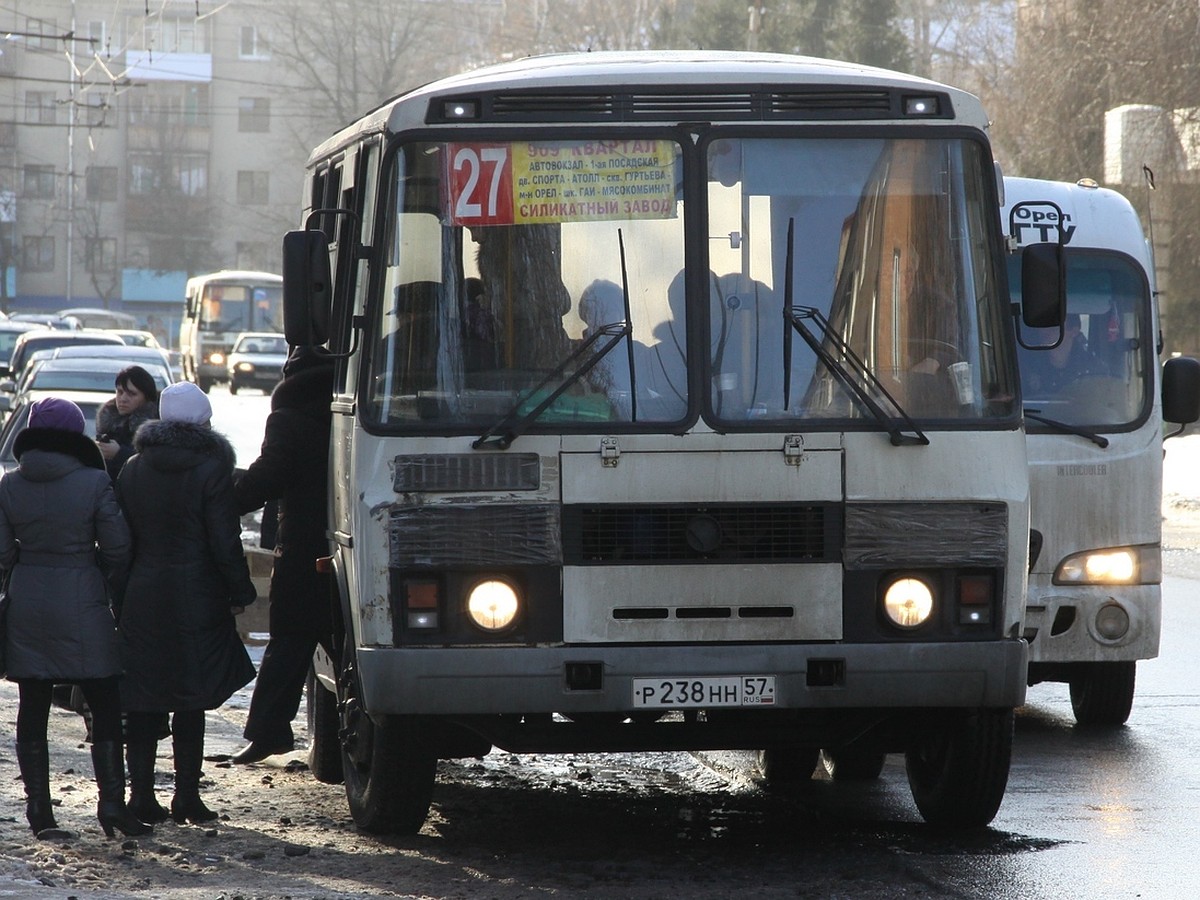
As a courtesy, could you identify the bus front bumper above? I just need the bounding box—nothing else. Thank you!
[356,639,1027,716]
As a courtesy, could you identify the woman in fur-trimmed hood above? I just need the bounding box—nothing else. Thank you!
[114,382,256,825]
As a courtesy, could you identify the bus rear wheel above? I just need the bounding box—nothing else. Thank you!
[338,640,436,834]
[1069,661,1136,727]
[904,708,1013,828]
[756,747,819,784]
[306,665,343,784]
[819,747,886,781]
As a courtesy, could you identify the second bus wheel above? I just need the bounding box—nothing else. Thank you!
[1068,661,1136,727]
[756,747,819,784]
[819,748,887,781]
[306,665,343,784]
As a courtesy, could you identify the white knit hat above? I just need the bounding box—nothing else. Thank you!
[159,382,212,425]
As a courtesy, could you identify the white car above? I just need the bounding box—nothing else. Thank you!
[226,332,288,395]
[0,389,108,473]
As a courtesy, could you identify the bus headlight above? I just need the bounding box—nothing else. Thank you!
[882,576,935,629]
[466,579,521,632]
[1054,546,1159,585]
[207,351,225,365]
[1094,602,1131,641]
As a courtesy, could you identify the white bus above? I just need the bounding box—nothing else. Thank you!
[180,270,283,392]
[284,51,1063,833]
[1004,176,1200,725]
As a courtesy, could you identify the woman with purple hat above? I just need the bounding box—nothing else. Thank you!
[0,397,151,839]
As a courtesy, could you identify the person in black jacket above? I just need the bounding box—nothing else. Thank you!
[96,365,159,481]
[229,346,334,764]
[115,381,257,824]
[0,397,149,839]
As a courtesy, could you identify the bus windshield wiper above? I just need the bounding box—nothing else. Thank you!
[1024,409,1110,448]
[474,232,637,450]
[780,218,927,447]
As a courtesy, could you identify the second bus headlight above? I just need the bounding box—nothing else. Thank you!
[1054,546,1159,585]
[882,577,935,628]
[466,579,521,632]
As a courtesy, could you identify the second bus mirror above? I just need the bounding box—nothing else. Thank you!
[1162,356,1200,425]
[1020,243,1066,329]
[282,229,332,346]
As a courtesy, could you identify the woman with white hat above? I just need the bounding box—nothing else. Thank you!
[115,381,257,825]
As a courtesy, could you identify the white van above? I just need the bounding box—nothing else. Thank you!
[1004,176,1200,724]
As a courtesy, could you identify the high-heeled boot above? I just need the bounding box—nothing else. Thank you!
[125,740,169,824]
[91,741,152,838]
[170,730,218,824]
[15,741,58,837]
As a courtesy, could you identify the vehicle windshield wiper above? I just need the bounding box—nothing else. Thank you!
[1024,409,1109,448]
[473,232,637,450]
[780,218,928,447]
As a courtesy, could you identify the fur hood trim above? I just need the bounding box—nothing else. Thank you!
[97,398,159,436]
[134,419,237,470]
[14,427,105,469]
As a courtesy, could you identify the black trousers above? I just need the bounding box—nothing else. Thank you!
[18,678,122,744]
[243,633,318,744]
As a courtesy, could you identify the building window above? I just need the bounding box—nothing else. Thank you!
[86,237,118,273]
[26,17,56,51]
[22,236,55,272]
[86,166,118,202]
[127,83,210,127]
[237,171,269,205]
[25,92,57,125]
[140,16,209,54]
[238,97,270,132]
[240,25,268,59]
[128,154,208,196]
[87,19,108,53]
[22,165,56,199]
[83,94,110,128]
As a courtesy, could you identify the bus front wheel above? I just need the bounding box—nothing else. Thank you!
[756,747,819,784]
[1069,661,1136,727]
[819,747,887,781]
[904,708,1013,828]
[338,641,436,834]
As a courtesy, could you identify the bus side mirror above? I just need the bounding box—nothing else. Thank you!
[282,229,331,345]
[1019,243,1066,328]
[1162,356,1200,425]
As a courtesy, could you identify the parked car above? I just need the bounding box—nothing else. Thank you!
[226,332,287,395]
[56,307,138,330]
[0,389,107,474]
[8,313,80,330]
[110,329,162,349]
[0,354,172,419]
[3,329,126,380]
[0,321,39,367]
[45,343,174,373]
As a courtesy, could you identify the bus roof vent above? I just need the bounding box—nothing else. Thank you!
[769,90,894,119]
[489,92,616,119]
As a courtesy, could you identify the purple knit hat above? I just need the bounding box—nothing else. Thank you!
[27,397,86,433]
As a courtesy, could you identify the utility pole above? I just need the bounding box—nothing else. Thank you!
[747,4,764,52]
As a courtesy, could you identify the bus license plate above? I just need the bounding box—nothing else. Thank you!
[632,675,776,708]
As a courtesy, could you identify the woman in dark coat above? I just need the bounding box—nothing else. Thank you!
[0,397,149,839]
[230,346,334,763]
[115,381,257,825]
[96,365,159,481]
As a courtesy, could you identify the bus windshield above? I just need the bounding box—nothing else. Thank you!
[365,134,1015,431]
[1013,250,1151,429]
[199,283,284,334]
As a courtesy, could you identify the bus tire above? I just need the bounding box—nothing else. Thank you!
[1069,661,1136,727]
[904,708,1013,828]
[306,665,343,784]
[199,378,213,394]
[819,748,886,781]
[339,641,436,834]
[756,747,819,784]
[229,380,239,395]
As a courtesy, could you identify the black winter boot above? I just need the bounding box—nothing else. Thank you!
[15,741,58,837]
[91,741,152,838]
[125,740,169,825]
[170,730,218,824]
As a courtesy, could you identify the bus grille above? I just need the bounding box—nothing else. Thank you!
[562,504,839,564]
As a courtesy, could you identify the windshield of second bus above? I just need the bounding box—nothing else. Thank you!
[200,284,284,334]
